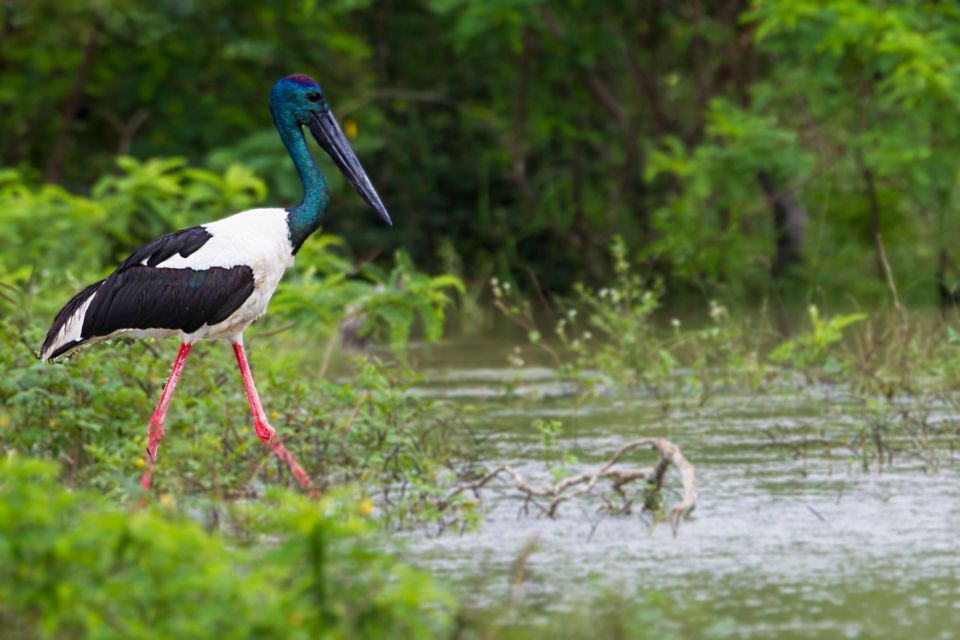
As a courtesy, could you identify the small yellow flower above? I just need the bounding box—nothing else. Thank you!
[270,411,280,420]
[0,414,10,429]
[159,493,176,508]
[358,497,374,517]
[344,119,359,140]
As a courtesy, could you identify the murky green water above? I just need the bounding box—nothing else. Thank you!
[402,339,959,639]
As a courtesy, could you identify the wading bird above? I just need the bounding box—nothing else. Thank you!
[40,74,391,492]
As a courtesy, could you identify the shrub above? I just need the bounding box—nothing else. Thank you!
[0,456,456,639]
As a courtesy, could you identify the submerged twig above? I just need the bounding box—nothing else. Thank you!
[440,438,697,527]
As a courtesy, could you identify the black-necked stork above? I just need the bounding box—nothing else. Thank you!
[39,74,392,493]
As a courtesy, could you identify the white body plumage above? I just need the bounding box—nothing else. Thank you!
[168,208,295,340]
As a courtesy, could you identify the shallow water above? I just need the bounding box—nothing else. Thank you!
[401,339,960,639]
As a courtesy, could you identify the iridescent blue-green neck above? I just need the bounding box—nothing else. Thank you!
[274,110,330,253]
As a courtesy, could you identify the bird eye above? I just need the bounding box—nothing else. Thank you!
[306,91,323,103]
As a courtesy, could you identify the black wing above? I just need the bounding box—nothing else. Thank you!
[81,264,255,337]
[41,226,254,360]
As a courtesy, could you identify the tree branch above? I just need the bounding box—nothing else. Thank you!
[440,437,697,528]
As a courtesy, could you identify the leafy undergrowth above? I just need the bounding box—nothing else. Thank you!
[0,457,455,639]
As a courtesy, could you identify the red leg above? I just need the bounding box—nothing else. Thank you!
[233,341,315,492]
[140,342,192,491]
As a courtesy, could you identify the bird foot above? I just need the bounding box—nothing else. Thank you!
[255,422,276,444]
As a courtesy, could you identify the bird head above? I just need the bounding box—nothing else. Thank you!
[270,74,392,226]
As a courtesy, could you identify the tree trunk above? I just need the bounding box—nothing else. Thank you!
[937,248,959,310]
[45,21,100,184]
[854,150,885,279]
[758,171,806,279]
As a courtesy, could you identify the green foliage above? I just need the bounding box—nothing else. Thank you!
[532,418,578,482]
[495,236,683,393]
[0,456,456,639]
[92,157,267,248]
[488,214,960,475]
[769,305,868,370]
[355,251,465,349]
[645,98,811,292]
[743,0,960,302]
[6,1,960,302]
[0,158,264,293]
[560,236,671,390]
[274,246,464,356]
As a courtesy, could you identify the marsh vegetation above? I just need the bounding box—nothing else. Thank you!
[3,1,960,637]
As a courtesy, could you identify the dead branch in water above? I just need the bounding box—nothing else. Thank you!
[439,438,697,528]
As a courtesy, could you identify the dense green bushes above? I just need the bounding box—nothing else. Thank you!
[0,159,266,290]
[6,1,960,302]
[0,457,456,639]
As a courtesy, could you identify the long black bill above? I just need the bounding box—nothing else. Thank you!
[308,110,392,226]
